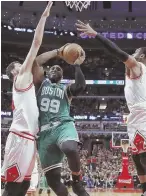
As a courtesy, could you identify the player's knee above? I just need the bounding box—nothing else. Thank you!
[132,154,146,175]
[61,140,78,156]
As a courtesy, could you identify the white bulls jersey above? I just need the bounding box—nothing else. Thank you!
[10,79,39,135]
[1,79,39,182]
[124,62,146,153]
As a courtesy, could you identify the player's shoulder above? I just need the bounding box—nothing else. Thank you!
[139,62,146,70]
[44,77,51,83]
[41,77,51,86]
[138,62,146,77]
[58,83,67,90]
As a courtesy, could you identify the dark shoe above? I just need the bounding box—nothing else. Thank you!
[72,181,89,196]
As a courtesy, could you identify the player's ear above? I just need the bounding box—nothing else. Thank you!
[140,54,145,59]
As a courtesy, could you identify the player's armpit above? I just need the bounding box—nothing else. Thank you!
[15,72,33,90]
[124,55,139,68]
[32,60,45,85]
[124,56,142,78]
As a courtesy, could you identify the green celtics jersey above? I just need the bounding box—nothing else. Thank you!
[37,79,74,127]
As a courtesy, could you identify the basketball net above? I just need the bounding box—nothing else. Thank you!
[121,139,130,153]
[65,1,91,12]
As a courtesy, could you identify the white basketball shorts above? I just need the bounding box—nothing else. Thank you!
[1,131,36,182]
[127,125,146,154]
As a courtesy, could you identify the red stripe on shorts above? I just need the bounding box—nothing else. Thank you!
[11,131,35,141]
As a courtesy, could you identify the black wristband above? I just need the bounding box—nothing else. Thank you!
[74,64,80,67]
[95,32,129,62]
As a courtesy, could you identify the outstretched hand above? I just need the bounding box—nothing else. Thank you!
[42,1,53,17]
[76,20,97,37]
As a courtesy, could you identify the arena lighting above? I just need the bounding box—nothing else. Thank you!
[1,112,122,121]
[45,30,54,34]
[99,103,107,110]
[2,24,146,39]
[74,115,88,120]
[27,29,33,33]
[14,27,26,32]
[70,32,75,36]
[89,116,96,120]
[1,111,12,117]
[1,75,125,85]
[8,26,12,30]
[80,32,146,40]
[127,33,133,39]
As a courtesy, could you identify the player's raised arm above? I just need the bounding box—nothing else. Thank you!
[16,2,53,88]
[76,20,142,75]
[35,43,70,65]
[66,50,86,98]
[32,44,71,85]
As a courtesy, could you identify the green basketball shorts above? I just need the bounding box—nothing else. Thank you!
[37,121,79,173]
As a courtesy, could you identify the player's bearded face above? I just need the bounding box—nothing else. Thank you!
[48,65,63,83]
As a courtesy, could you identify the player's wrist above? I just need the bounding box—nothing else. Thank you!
[56,49,60,56]
[74,64,80,67]
[57,48,63,58]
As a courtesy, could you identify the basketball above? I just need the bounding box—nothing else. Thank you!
[62,43,84,65]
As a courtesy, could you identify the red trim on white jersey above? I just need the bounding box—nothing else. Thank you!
[11,100,15,110]
[14,82,33,92]
[13,76,33,92]
[11,131,35,141]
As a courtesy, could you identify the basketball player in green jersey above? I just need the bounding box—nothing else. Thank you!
[33,46,89,196]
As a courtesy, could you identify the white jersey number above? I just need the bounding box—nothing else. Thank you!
[40,98,60,113]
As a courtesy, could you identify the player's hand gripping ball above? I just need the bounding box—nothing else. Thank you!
[58,43,85,65]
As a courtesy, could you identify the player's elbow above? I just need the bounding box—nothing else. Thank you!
[74,83,86,96]
[124,55,138,68]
